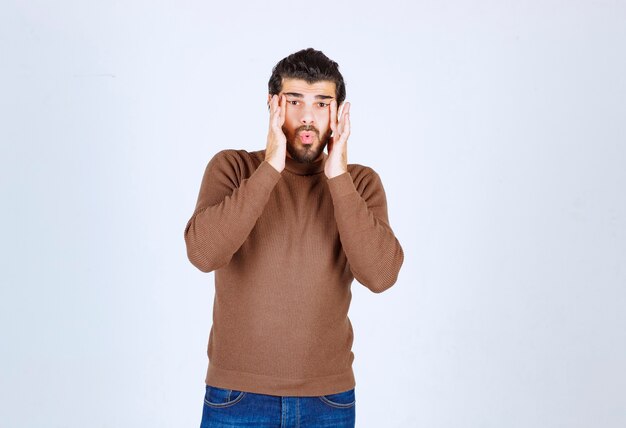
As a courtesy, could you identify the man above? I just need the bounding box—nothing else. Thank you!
[184,48,404,428]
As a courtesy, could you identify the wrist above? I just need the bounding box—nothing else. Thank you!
[325,167,347,179]
[265,158,284,173]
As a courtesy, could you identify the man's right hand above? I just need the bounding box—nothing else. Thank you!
[265,94,287,173]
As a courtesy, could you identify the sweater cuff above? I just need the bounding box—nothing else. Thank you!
[254,160,282,190]
[327,171,356,199]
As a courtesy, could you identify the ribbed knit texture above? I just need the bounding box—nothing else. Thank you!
[184,149,404,396]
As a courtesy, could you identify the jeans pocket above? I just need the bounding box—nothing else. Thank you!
[204,384,247,408]
[318,388,356,409]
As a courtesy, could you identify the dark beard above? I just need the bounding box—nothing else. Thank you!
[284,125,331,164]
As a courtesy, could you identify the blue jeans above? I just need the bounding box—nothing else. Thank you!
[200,384,356,427]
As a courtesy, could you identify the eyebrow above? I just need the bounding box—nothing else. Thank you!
[283,92,335,100]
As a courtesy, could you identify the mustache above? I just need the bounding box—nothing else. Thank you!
[296,125,320,135]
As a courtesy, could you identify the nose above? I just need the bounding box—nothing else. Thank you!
[300,105,314,125]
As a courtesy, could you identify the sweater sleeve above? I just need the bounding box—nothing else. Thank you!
[327,168,404,293]
[184,150,282,272]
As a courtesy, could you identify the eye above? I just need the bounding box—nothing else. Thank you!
[288,100,299,105]
[318,102,329,108]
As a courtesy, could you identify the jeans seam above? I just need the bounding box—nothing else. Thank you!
[204,392,247,408]
[318,395,356,409]
[318,397,356,409]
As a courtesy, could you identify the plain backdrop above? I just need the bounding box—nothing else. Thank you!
[1,1,625,427]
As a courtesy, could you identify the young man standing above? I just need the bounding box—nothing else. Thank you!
[184,48,404,427]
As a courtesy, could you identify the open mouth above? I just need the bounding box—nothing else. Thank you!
[298,131,315,145]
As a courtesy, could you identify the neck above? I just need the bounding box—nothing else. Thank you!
[282,152,327,176]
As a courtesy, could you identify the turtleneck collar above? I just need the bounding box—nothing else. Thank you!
[282,152,327,176]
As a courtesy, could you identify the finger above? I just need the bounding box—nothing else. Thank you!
[341,102,351,117]
[330,99,338,135]
[273,106,281,130]
[337,102,345,135]
[279,95,286,125]
[269,95,277,117]
[339,112,350,143]
[336,102,347,135]
[273,96,284,130]
[269,94,276,111]
[271,98,281,130]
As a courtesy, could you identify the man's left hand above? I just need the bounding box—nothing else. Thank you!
[324,100,351,179]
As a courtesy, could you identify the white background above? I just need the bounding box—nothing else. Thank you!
[2,1,625,427]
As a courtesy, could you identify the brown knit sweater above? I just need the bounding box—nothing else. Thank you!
[184,148,404,396]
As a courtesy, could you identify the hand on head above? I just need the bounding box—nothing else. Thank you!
[324,99,351,179]
[265,94,287,173]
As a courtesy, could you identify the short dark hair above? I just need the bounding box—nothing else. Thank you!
[268,48,346,105]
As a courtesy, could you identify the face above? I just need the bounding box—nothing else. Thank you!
[268,78,336,164]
